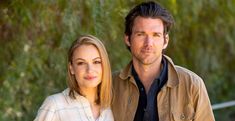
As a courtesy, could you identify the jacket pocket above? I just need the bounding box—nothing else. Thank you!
[172,104,195,121]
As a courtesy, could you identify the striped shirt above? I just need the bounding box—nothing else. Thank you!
[34,88,114,121]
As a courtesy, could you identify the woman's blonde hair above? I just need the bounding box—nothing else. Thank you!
[67,35,112,109]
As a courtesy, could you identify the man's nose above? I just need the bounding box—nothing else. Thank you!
[144,35,154,46]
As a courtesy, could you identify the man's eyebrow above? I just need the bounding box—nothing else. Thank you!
[133,31,145,33]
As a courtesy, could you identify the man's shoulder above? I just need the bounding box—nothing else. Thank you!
[112,70,121,78]
[111,68,133,87]
[174,65,204,86]
[164,55,203,84]
[112,70,122,85]
[174,66,199,76]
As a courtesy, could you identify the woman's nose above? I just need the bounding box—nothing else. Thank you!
[86,63,94,73]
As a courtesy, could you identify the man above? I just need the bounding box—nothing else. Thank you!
[112,1,215,121]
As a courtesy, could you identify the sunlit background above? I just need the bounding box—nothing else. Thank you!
[0,0,235,120]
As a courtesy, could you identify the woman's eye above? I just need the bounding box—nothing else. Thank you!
[94,60,101,64]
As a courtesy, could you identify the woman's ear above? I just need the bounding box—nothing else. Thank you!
[163,34,169,49]
[69,63,75,75]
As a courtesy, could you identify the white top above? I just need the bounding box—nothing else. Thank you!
[34,88,114,121]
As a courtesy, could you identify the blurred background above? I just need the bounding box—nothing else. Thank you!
[0,0,235,120]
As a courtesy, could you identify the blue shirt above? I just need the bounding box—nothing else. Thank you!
[133,57,168,121]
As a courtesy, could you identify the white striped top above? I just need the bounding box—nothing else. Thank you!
[34,88,114,121]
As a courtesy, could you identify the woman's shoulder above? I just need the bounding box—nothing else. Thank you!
[34,89,80,120]
[39,89,72,111]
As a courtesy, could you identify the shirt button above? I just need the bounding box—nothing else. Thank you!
[141,87,144,91]
[180,114,185,120]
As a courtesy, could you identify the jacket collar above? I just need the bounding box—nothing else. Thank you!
[119,61,136,85]
[163,55,179,88]
[119,55,179,88]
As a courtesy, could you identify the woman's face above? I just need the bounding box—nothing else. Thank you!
[69,44,102,90]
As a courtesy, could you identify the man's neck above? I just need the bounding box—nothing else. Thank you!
[133,59,162,93]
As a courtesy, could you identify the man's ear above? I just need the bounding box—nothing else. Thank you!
[124,35,131,46]
[163,34,169,49]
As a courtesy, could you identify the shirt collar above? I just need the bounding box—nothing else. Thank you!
[158,56,168,83]
[131,56,168,87]
[119,55,179,88]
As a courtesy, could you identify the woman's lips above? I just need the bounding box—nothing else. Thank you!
[84,76,96,80]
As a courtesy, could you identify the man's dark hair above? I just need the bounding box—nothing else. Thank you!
[125,1,174,37]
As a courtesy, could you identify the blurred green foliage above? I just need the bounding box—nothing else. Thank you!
[0,0,235,120]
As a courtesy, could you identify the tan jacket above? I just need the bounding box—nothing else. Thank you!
[111,56,215,121]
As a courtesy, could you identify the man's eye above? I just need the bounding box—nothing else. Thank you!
[76,62,85,65]
[137,33,144,36]
[153,33,161,37]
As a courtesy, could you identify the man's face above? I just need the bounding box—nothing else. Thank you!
[125,16,168,65]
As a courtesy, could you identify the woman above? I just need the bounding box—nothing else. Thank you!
[34,35,114,121]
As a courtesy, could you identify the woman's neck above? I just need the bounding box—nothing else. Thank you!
[81,87,100,119]
[81,87,98,104]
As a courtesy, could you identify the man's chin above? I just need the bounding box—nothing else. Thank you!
[140,59,155,65]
